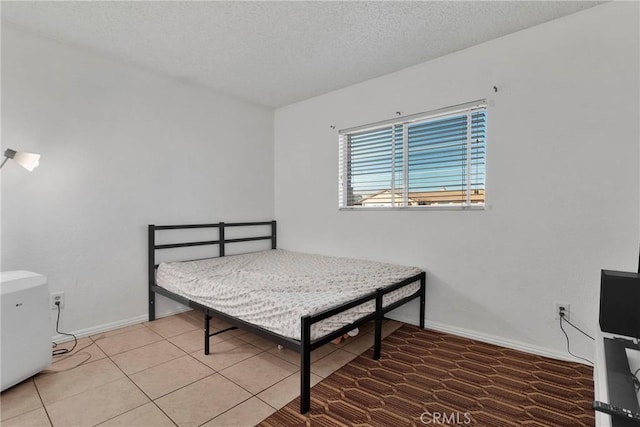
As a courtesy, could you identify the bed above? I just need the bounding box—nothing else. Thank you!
[148,220,426,413]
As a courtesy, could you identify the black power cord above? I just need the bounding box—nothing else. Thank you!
[52,301,77,356]
[560,312,595,341]
[559,312,593,366]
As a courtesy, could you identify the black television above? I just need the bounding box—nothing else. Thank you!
[599,269,640,339]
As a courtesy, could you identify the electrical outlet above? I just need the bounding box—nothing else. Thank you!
[50,292,65,310]
[554,302,570,321]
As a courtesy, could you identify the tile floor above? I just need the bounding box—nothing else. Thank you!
[0,311,403,427]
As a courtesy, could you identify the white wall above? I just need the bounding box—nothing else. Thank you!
[1,26,274,337]
[274,2,639,360]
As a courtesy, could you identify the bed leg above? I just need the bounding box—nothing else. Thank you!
[300,316,311,414]
[374,290,383,360]
[148,292,156,322]
[419,272,426,329]
[374,318,382,360]
[148,224,156,322]
[204,314,212,355]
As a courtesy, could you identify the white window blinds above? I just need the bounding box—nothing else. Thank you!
[339,100,487,209]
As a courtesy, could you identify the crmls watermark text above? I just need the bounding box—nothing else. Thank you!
[420,411,473,425]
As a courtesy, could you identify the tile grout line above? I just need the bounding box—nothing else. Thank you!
[196,349,287,425]
[192,344,294,425]
[204,337,373,423]
[150,329,268,426]
[2,319,191,426]
[36,361,129,419]
[121,371,181,427]
[98,334,180,427]
[18,315,398,427]
[196,395,256,427]
[30,379,54,427]
[44,322,173,426]
[39,332,99,426]
[102,320,260,425]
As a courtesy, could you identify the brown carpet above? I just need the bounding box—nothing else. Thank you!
[260,325,594,427]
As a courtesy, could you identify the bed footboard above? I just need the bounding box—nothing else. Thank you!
[297,271,426,413]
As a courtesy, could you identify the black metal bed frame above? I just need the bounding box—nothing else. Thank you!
[148,220,426,414]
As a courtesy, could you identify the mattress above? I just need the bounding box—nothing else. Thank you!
[156,249,422,341]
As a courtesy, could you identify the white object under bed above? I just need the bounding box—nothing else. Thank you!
[156,249,422,341]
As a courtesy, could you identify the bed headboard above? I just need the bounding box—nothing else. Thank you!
[149,219,276,259]
[148,220,276,275]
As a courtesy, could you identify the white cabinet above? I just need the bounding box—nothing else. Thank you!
[1,271,52,391]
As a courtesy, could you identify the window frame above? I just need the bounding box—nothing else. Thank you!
[338,99,487,211]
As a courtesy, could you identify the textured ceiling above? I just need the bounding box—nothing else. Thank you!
[1,1,602,108]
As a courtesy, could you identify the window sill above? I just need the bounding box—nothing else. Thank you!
[338,205,485,212]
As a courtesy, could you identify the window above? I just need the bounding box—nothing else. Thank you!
[338,100,487,209]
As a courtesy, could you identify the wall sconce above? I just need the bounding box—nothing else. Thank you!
[0,149,41,171]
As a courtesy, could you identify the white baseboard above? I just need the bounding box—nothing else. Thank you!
[388,314,590,365]
[52,307,192,343]
[55,308,588,366]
